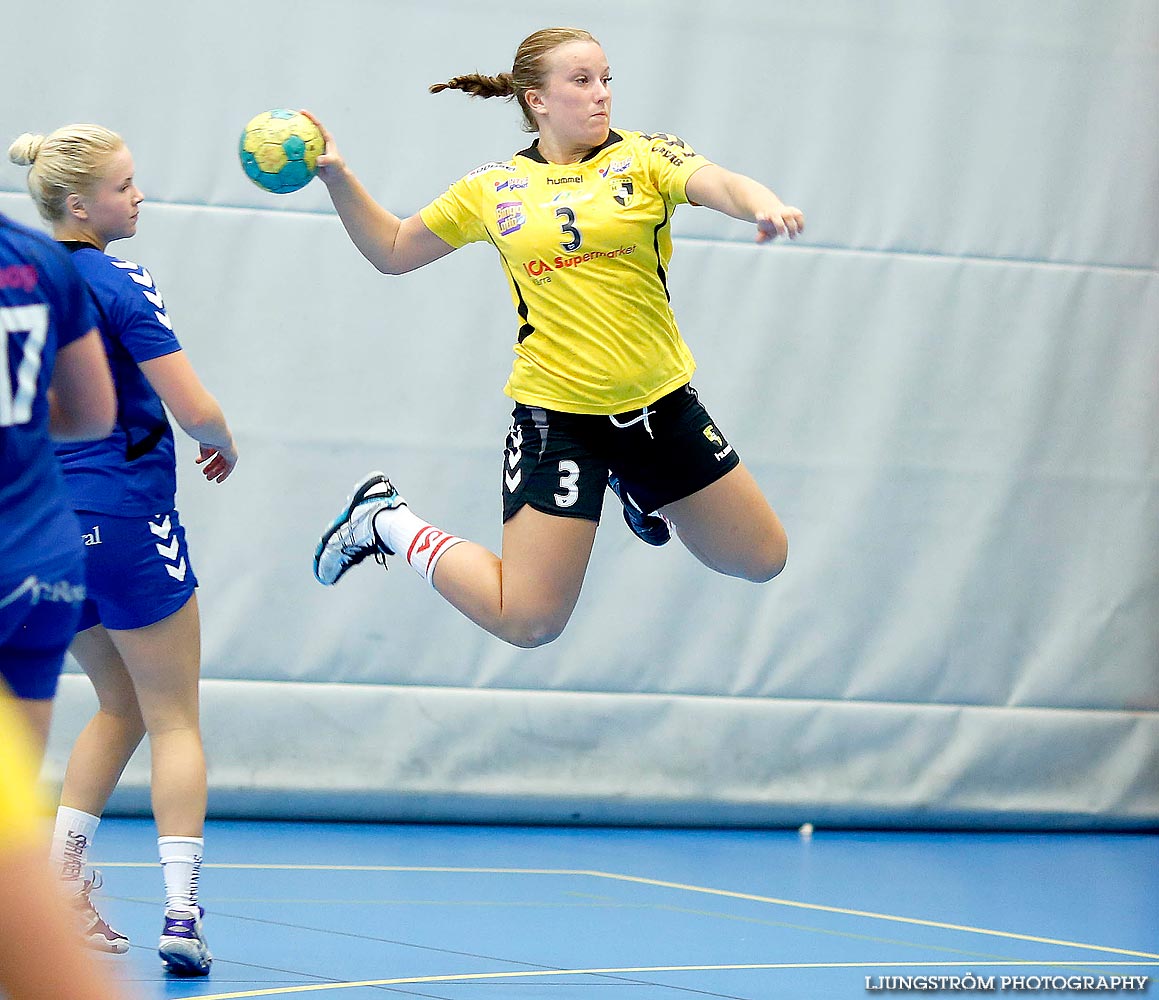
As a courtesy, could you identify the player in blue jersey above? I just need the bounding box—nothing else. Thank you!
[0,212,114,756]
[9,125,238,976]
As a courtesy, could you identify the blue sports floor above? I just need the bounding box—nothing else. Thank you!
[84,819,1156,998]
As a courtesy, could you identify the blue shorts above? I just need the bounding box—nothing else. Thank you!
[74,509,199,632]
[0,549,87,700]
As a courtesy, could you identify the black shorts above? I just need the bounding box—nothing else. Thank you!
[501,384,741,523]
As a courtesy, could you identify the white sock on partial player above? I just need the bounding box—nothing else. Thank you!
[51,806,101,888]
[372,506,464,586]
[158,836,204,912]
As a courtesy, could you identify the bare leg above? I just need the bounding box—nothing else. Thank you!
[662,463,788,581]
[63,595,205,836]
[60,626,147,816]
[106,595,206,837]
[429,506,598,648]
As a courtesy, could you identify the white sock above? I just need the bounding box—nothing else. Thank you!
[158,836,203,912]
[373,507,464,587]
[51,806,100,887]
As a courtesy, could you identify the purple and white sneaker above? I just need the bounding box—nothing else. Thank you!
[158,905,212,976]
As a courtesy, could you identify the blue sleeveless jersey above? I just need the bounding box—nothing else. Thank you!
[56,245,180,514]
[0,215,95,578]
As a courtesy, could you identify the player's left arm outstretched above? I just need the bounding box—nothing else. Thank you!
[685,164,804,244]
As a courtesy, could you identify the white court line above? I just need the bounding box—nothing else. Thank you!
[98,861,1159,961]
[95,862,1158,998]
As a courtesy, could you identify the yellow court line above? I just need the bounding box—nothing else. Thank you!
[191,961,1159,1000]
[98,862,1159,961]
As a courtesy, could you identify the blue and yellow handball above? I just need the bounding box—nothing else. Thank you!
[238,109,324,194]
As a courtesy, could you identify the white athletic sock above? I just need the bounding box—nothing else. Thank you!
[158,836,203,912]
[372,507,464,587]
[51,806,100,887]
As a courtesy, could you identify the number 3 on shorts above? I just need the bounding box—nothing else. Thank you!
[555,460,580,508]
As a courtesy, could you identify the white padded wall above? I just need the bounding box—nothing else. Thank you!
[5,0,1155,827]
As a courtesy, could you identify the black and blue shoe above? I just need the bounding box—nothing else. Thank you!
[608,474,672,547]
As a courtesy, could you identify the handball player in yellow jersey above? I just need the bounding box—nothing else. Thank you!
[312,27,802,647]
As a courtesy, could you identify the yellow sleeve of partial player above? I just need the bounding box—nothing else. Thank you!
[0,693,47,851]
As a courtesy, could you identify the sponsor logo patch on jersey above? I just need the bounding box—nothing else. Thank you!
[466,161,517,180]
[497,201,526,236]
[0,264,37,291]
[495,177,529,192]
[644,132,697,168]
[598,157,632,178]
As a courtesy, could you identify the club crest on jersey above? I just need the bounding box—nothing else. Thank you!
[702,424,725,447]
[496,200,526,236]
[610,176,635,207]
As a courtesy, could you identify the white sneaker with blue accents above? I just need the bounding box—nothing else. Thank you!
[313,471,406,586]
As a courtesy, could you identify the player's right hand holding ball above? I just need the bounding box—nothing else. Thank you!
[299,110,344,183]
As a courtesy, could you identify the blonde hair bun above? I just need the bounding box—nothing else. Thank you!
[7,133,45,166]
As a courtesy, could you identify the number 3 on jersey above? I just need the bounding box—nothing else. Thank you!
[1,304,49,427]
[555,207,582,252]
[555,460,580,508]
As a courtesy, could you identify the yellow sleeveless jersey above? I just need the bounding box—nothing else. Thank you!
[419,129,711,415]
[0,691,46,850]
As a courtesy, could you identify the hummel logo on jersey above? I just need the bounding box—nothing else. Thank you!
[149,514,187,581]
[702,424,733,461]
[504,424,524,493]
[111,258,171,329]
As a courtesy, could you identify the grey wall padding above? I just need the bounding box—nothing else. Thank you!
[6,0,1155,828]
